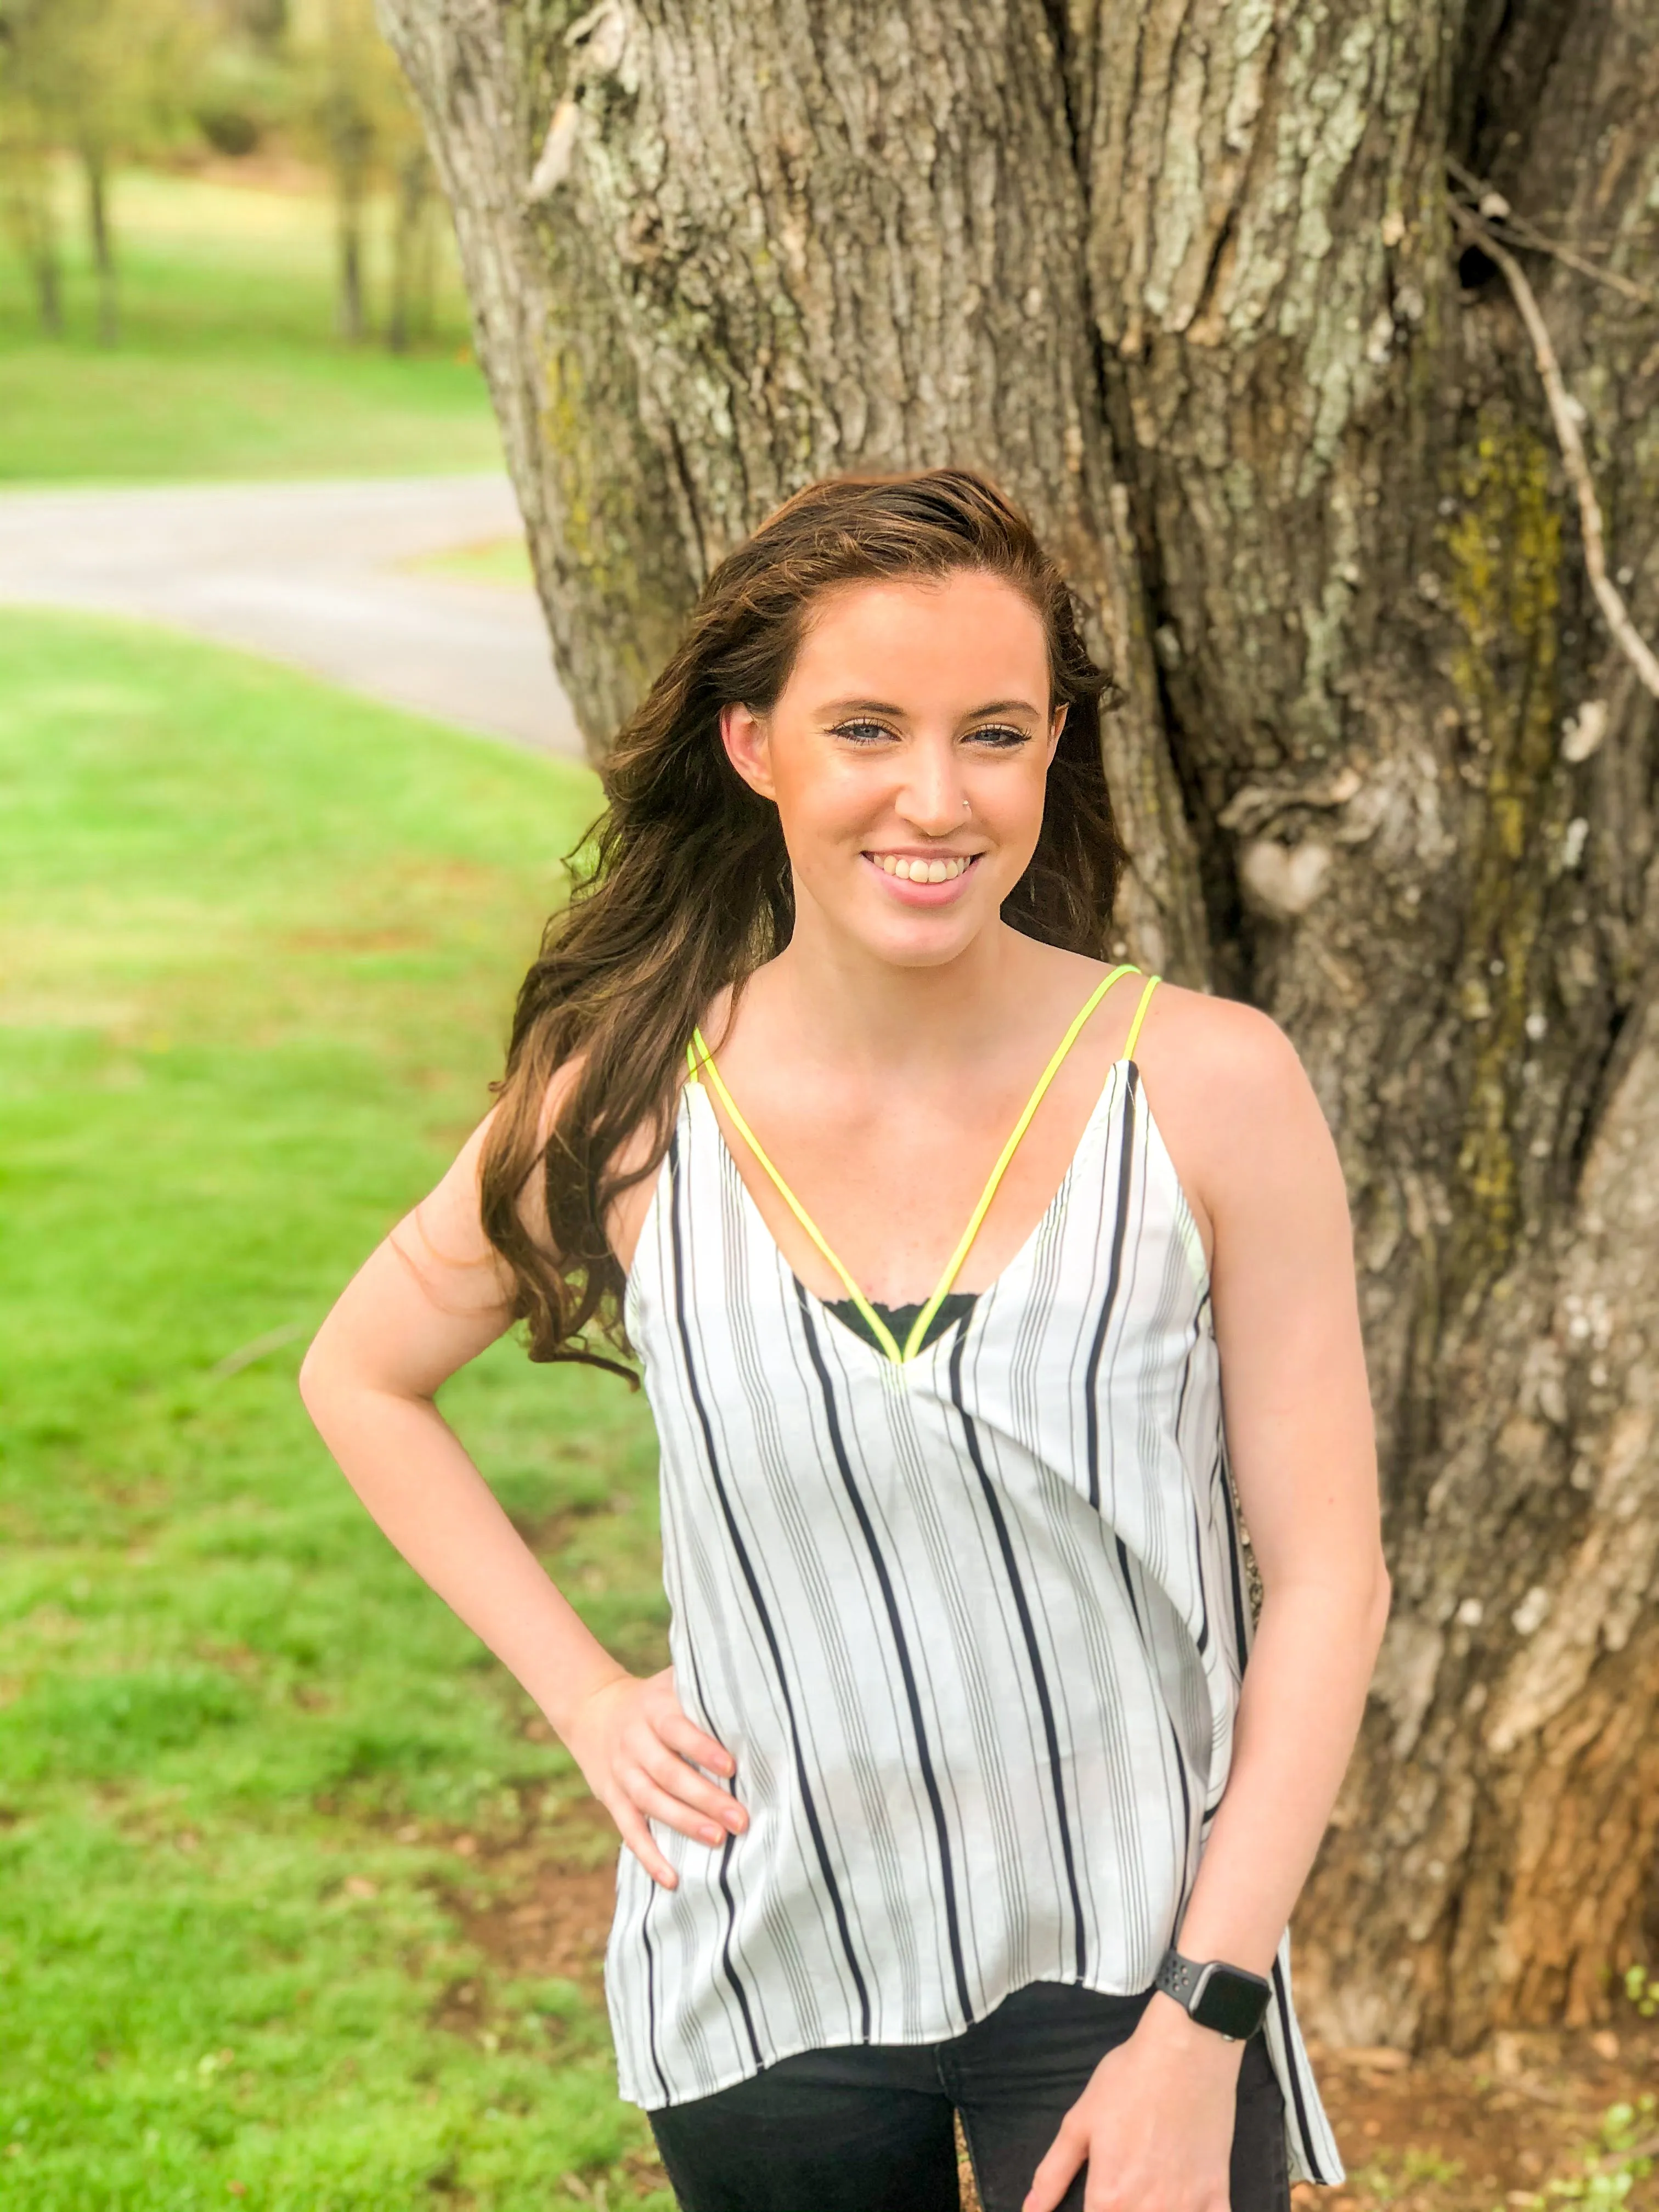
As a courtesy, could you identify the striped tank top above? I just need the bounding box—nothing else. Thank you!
[606,965,1344,2185]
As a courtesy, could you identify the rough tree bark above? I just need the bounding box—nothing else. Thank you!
[377,0,1659,2052]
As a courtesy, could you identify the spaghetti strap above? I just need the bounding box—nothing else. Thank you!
[690,962,1141,1364]
[901,963,1138,1356]
[690,1025,903,1359]
[1122,972,1161,1062]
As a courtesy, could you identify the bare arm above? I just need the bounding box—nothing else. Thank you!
[297,1110,746,1886]
[1028,997,1387,2212]
[1167,1005,1390,1983]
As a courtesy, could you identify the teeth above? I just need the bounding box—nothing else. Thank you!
[874,854,972,882]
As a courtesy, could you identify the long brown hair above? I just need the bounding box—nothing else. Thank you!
[480,467,1128,1374]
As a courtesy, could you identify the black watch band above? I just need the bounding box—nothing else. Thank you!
[1154,1944,1272,2041]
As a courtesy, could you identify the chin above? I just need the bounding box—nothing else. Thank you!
[861,912,986,968]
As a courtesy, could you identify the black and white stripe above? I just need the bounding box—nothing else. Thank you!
[605,1067,1345,2185]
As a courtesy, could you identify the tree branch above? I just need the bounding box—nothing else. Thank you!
[1449,198,1659,703]
[1446,155,1652,308]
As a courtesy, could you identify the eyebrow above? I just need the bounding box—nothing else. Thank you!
[821,696,1045,720]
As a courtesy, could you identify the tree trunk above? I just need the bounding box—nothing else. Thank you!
[377,0,1659,2052]
[386,144,432,354]
[335,158,367,343]
[2,142,65,338]
[81,144,118,349]
[32,226,62,340]
[328,99,373,344]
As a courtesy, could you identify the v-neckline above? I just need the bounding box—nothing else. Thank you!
[685,1067,1130,1366]
[687,966,1149,1361]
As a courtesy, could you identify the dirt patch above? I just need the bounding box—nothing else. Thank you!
[1298,2021,1659,2212]
[452,1854,618,2000]
[419,1790,619,2030]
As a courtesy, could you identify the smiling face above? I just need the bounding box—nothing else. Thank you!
[719,569,1063,969]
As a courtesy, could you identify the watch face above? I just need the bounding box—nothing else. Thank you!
[1192,1966,1271,2040]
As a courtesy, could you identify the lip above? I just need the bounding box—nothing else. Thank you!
[861,850,983,905]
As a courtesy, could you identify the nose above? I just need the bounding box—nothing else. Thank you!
[894,733,967,838]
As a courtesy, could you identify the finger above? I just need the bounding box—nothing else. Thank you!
[623,1767,734,1851]
[635,1735,747,1831]
[652,1703,737,1779]
[1023,2117,1088,2212]
[607,1797,678,1890]
[1081,2163,1119,2212]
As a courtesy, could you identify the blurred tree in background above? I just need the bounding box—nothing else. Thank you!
[289,0,399,342]
[0,0,438,349]
[383,76,438,353]
[0,0,204,343]
[0,0,63,332]
[191,0,294,159]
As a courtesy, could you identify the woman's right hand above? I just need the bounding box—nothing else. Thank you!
[562,1666,748,1888]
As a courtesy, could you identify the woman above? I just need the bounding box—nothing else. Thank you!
[300,469,1389,2212]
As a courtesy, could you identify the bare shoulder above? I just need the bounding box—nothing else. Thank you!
[1136,978,1310,1115]
[1132,979,1346,1267]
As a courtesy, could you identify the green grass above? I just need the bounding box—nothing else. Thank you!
[0,611,672,2209]
[407,534,536,589]
[0,165,502,483]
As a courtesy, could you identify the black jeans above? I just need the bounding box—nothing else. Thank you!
[648,1982,1290,2212]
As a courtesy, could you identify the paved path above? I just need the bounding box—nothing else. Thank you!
[0,475,583,758]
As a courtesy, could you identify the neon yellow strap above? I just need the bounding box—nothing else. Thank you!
[896,962,1139,1358]
[1122,972,1161,1061]
[689,1026,906,1362]
[689,960,1141,1364]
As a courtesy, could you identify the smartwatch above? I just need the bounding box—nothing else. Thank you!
[1154,1944,1272,2041]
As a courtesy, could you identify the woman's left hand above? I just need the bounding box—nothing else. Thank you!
[1022,1995,1245,2212]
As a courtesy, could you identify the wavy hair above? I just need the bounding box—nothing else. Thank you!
[479,467,1128,1373]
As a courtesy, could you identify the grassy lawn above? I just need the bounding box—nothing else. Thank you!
[407,537,536,590]
[0,610,671,2210]
[0,166,502,484]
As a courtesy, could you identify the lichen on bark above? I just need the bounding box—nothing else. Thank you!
[1441,419,1563,1290]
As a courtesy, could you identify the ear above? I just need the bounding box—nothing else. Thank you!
[720,702,778,801]
[1046,702,1068,765]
